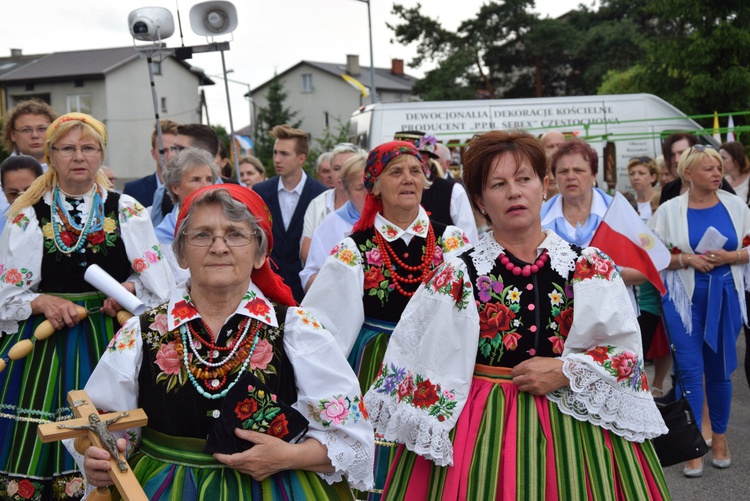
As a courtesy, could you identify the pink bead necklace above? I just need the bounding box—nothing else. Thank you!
[500,250,549,277]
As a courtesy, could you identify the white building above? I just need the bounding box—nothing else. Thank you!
[251,55,418,144]
[0,47,213,184]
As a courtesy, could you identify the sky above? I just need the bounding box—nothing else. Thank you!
[1,0,590,131]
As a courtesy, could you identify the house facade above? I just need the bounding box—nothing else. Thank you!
[0,47,212,184]
[251,55,418,146]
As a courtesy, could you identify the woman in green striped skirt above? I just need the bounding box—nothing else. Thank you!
[364,130,671,500]
[0,113,172,500]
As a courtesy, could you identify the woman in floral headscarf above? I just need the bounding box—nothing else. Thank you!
[0,113,172,499]
[363,130,669,500]
[302,140,469,500]
[80,184,373,500]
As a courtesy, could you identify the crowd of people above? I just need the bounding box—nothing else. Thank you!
[0,97,748,500]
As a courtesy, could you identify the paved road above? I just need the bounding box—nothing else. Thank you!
[653,333,749,500]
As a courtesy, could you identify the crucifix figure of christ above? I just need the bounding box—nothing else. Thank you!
[37,390,149,501]
[57,412,130,472]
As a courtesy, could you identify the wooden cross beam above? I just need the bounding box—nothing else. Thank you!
[37,390,148,501]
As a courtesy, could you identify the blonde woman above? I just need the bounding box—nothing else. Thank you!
[0,113,172,498]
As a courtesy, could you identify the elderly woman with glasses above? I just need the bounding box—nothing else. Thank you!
[0,113,172,499]
[79,184,373,500]
[650,144,750,477]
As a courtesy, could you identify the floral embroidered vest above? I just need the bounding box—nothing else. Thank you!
[459,246,581,368]
[136,303,297,438]
[350,221,448,322]
[33,192,130,293]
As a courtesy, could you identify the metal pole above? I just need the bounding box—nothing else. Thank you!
[365,0,376,104]
[145,51,166,176]
[219,48,241,180]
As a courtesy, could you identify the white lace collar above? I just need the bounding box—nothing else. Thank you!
[469,229,577,279]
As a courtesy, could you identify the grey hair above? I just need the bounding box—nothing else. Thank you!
[316,152,333,172]
[331,142,366,159]
[163,148,219,204]
[173,188,269,260]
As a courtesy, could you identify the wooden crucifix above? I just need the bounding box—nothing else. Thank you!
[37,390,148,501]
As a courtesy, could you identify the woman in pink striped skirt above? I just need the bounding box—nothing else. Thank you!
[363,130,671,500]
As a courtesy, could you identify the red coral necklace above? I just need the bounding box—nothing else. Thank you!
[374,224,436,297]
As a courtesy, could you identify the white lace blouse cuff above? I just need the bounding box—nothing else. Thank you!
[548,359,668,442]
[305,429,374,491]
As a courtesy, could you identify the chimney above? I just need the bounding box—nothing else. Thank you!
[10,48,22,57]
[346,54,360,76]
[391,58,404,76]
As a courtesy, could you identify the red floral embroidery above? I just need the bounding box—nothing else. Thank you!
[87,230,105,245]
[235,398,259,420]
[172,300,198,321]
[268,414,290,438]
[450,279,464,303]
[364,266,386,290]
[555,307,574,338]
[412,379,440,409]
[670,246,683,255]
[502,331,522,350]
[132,258,148,273]
[245,297,270,317]
[17,479,35,499]
[479,302,516,339]
[743,236,750,248]
[12,214,24,224]
[575,259,599,281]
[587,346,610,364]
[611,352,637,381]
[4,269,22,284]
[60,230,77,247]
[358,397,369,420]
[548,336,565,355]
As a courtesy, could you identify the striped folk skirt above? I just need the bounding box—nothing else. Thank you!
[116,428,355,501]
[0,291,116,500]
[382,366,671,501]
[348,318,398,501]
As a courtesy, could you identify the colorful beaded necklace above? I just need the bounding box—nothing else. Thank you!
[51,184,103,254]
[500,249,549,277]
[178,317,262,400]
[374,224,436,297]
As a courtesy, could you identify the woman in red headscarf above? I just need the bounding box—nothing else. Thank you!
[302,141,469,500]
[78,184,374,500]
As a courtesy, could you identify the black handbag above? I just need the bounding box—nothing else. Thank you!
[649,317,708,467]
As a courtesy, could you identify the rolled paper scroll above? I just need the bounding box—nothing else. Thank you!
[84,264,146,315]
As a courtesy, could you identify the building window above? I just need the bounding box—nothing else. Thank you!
[67,94,92,114]
[161,97,168,113]
[150,60,162,76]
[301,74,313,93]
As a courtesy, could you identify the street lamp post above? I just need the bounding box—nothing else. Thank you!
[356,0,377,104]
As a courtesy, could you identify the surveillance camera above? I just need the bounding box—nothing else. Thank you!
[128,7,175,42]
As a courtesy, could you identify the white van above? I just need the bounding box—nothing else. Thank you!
[348,93,716,191]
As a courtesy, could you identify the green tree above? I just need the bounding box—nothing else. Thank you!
[633,0,750,129]
[254,76,301,175]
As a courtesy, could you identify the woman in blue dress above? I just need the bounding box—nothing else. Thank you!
[650,145,750,477]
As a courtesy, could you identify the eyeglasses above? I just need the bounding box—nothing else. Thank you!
[184,229,257,247]
[169,144,187,153]
[629,156,653,163]
[51,145,102,157]
[14,126,48,135]
[3,189,26,198]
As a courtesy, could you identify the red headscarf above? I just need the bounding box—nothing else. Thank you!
[176,184,296,307]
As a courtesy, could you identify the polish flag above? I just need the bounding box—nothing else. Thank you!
[590,193,670,294]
